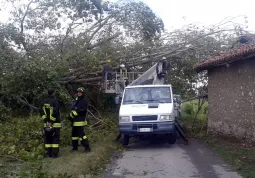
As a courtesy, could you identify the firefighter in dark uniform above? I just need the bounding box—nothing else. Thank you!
[69,87,91,152]
[39,89,61,158]
[102,56,113,90]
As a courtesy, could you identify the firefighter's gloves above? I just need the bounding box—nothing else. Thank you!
[45,122,55,135]
[69,110,78,119]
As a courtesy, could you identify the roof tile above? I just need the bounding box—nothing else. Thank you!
[194,44,255,73]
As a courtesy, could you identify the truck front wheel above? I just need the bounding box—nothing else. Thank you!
[122,134,129,146]
[168,132,177,144]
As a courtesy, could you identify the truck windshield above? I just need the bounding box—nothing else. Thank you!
[123,87,172,104]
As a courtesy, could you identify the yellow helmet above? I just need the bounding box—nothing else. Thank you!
[77,87,86,93]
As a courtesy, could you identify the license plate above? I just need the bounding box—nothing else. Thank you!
[138,128,152,132]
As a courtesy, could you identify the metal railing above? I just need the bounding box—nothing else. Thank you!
[104,72,143,94]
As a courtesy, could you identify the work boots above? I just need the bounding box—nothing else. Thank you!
[81,139,91,152]
[84,146,91,152]
[52,153,59,158]
[70,148,78,152]
[46,153,52,158]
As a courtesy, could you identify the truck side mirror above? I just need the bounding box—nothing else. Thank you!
[115,96,121,105]
[176,95,181,103]
[173,94,181,104]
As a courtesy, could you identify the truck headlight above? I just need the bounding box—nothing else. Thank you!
[159,115,174,121]
[119,116,130,123]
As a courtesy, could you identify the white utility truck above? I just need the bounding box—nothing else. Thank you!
[113,59,181,146]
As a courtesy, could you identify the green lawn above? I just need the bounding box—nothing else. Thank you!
[201,135,255,178]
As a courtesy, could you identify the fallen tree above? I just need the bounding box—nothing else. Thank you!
[0,0,250,117]
[59,18,250,86]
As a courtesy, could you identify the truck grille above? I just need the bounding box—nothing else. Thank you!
[132,115,158,121]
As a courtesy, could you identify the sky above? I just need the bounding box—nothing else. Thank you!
[141,0,255,32]
[0,0,254,32]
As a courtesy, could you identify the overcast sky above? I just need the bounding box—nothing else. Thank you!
[0,0,254,32]
[142,0,255,32]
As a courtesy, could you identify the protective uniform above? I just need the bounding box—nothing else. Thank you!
[39,93,61,158]
[69,87,91,152]
[120,64,128,80]
[103,57,113,90]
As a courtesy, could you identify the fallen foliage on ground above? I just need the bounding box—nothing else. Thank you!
[0,115,122,178]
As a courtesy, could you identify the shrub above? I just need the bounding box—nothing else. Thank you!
[0,116,44,161]
[182,102,194,118]
[0,114,118,161]
[0,104,11,121]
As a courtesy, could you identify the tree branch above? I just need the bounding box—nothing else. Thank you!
[87,32,122,50]
[17,96,39,111]
[60,19,76,58]
[70,77,102,83]
[20,0,34,52]
[86,15,113,46]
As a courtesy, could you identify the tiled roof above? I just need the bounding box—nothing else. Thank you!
[194,45,255,73]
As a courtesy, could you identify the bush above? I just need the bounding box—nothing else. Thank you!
[0,116,44,161]
[181,100,208,120]
[181,102,194,119]
[180,100,208,137]
[0,114,119,177]
[0,104,11,121]
[0,114,118,161]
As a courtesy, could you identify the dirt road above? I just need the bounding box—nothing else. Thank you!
[102,138,242,178]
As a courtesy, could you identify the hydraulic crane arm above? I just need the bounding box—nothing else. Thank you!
[129,60,169,86]
[114,58,169,103]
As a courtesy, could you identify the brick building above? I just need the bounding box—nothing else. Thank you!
[194,45,255,141]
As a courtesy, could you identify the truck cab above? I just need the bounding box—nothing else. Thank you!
[118,84,177,145]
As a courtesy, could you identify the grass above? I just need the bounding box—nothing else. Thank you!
[2,100,254,177]
[200,135,255,178]
[13,134,123,178]
[181,99,255,178]
[180,99,208,136]
[0,115,123,178]
[40,133,122,177]
[181,99,208,121]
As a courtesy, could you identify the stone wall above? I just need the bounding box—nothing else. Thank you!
[208,57,255,141]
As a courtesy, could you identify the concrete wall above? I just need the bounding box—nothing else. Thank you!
[208,57,255,141]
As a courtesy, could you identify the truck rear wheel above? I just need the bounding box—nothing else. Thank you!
[122,134,129,146]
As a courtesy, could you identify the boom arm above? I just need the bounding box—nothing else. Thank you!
[129,60,168,86]
[114,59,169,104]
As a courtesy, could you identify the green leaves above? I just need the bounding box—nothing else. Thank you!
[0,0,248,115]
[0,104,11,121]
[0,116,43,160]
[114,1,164,41]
